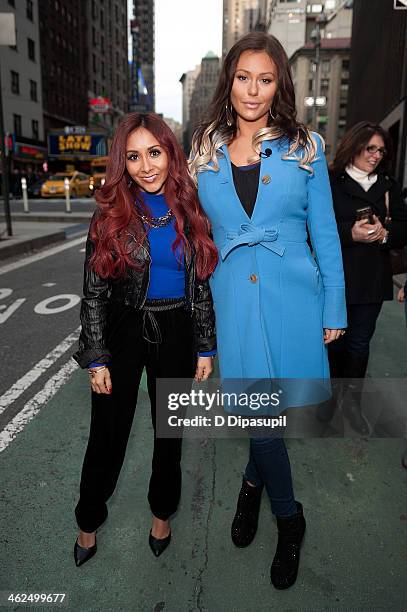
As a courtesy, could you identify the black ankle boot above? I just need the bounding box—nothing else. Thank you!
[342,352,370,436]
[270,502,306,589]
[342,391,370,436]
[231,478,263,548]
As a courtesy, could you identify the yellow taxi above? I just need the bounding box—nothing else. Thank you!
[41,171,91,198]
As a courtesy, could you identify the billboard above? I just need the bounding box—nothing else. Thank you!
[48,132,107,158]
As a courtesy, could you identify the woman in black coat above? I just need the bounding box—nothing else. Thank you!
[328,121,407,434]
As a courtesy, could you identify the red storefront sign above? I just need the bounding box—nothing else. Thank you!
[89,97,112,113]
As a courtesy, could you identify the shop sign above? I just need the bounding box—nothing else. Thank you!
[15,143,45,159]
[89,97,112,113]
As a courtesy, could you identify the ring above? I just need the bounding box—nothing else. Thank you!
[340,330,346,335]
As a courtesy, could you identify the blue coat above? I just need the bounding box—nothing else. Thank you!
[198,133,347,384]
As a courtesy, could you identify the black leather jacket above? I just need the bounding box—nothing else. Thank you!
[73,215,216,368]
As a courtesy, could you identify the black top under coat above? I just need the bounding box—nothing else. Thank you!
[231,161,260,219]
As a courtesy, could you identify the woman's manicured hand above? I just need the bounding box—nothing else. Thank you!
[89,367,112,394]
[194,357,213,382]
[351,215,384,243]
[323,329,345,344]
[397,287,405,303]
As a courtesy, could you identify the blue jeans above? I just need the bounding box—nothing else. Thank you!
[244,437,297,518]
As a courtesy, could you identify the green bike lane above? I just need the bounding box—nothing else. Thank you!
[1,298,407,612]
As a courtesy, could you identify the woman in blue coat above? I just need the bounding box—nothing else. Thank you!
[190,32,347,589]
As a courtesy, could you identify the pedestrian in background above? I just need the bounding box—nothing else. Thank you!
[190,31,346,589]
[72,113,218,566]
[329,122,407,435]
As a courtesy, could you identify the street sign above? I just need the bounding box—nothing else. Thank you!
[394,0,407,8]
[304,97,315,107]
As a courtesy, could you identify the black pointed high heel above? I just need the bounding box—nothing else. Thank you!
[74,536,97,567]
[148,529,171,557]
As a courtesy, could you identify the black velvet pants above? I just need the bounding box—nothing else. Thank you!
[75,302,196,533]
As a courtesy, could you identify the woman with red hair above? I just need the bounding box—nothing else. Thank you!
[72,113,218,566]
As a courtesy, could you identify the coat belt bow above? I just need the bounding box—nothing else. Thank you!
[221,223,285,260]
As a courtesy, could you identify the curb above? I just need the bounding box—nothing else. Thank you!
[0,213,92,224]
[0,225,88,261]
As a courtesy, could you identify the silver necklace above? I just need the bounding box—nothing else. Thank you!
[140,208,173,228]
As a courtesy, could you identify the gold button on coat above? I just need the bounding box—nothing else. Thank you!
[261,174,271,185]
[249,274,258,283]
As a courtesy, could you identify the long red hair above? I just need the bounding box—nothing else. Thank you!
[90,112,218,279]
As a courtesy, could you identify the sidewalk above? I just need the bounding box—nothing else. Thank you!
[1,298,406,611]
[0,214,91,260]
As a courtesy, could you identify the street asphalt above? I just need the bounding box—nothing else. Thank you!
[0,212,406,611]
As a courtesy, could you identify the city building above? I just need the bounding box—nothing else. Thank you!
[130,0,154,112]
[163,117,183,145]
[86,0,129,132]
[222,0,272,56]
[185,52,221,150]
[290,37,350,159]
[0,0,46,170]
[179,65,201,151]
[38,0,88,132]
[268,0,352,60]
[346,0,407,186]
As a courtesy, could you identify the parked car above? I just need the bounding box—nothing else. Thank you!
[41,172,91,198]
[28,174,50,198]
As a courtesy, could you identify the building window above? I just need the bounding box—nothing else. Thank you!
[92,0,97,19]
[92,27,97,45]
[93,80,97,94]
[11,70,20,94]
[8,0,15,6]
[92,53,97,72]
[32,120,39,140]
[321,60,330,73]
[30,79,38,101]
[116,51,119,68]
[26,0,33,20]
[100,36,105,53]
[28,38,35,61]
[100,10,104,28]
[115,4,119,20]
[13,114,22,137]
[101,61,105,79]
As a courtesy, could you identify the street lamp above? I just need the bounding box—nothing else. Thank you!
[309,11,328,130]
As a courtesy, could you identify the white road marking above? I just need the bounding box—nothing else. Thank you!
[34,294,81,314]
[0,235,86,277]
[0,288,13,299]
[0,357,79,453]
[0,298,26,324]
[0,326,81,414]
[42,282,57,287]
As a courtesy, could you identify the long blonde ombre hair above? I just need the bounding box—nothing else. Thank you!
[189,32,321,182]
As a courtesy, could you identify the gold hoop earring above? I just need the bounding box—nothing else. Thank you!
[225,103,234,127]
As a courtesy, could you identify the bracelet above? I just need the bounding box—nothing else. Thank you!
[87,365,107,375]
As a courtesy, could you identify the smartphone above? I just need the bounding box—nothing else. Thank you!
[356,206,375,224]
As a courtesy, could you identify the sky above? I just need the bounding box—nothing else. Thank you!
[128,0,223,124]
